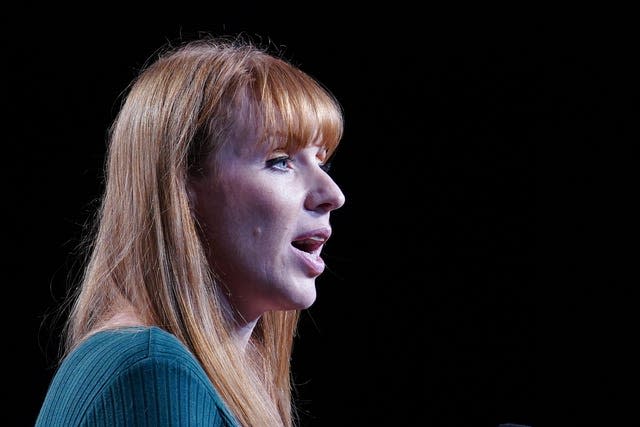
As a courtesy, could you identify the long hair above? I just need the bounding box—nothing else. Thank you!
[63,36,343,426]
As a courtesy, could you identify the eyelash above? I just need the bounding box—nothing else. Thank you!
[266,156,292,171]
[265,156,332,173]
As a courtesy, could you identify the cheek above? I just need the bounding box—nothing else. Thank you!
[233,185,302,250]
[201,168,303,245]
[242,187,295,230]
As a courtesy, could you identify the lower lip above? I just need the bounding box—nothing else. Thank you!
[293,248,325,277]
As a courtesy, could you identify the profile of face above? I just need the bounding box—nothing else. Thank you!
[189,121,345,323]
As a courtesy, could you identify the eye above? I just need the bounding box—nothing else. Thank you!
[318,148,332,173]
[266,155,292,172]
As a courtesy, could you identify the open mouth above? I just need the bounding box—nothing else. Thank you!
[291,234,327,276]
[291,236,325,254]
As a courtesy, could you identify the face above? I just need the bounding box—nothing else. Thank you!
[189,127,345,323]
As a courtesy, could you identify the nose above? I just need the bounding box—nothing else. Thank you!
[305,168,346,213]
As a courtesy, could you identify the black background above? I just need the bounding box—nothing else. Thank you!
[5,21,636,426]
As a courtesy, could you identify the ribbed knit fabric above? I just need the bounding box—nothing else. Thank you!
[35,326,238,426]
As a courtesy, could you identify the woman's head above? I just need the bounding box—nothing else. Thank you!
[68,36,346,426]
[73,36,346,337]
[106,37,345,323]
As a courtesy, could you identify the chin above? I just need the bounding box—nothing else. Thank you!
[288,284,317,310]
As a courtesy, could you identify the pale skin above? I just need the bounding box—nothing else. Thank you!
[99,119,345,349]
[189,125,345,346]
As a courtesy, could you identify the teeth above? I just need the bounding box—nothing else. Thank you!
[308,236,324,242]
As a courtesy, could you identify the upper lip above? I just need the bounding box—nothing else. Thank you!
[291,227,332,252]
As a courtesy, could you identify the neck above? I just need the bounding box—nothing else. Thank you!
[232,317,259,350]
[90,310,144,337]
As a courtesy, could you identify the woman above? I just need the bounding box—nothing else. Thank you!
[36,35,346,426]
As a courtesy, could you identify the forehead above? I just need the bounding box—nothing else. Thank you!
[225,118,328,158]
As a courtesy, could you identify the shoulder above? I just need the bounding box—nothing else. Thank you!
[43,326,202,393]
[36,326,237,426]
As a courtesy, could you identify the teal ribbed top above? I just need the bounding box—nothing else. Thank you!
[36,326,238,426]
